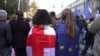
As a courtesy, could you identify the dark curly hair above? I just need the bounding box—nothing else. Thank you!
[50,11,56,17]
[16,11,23,18]
[33,9,52,25]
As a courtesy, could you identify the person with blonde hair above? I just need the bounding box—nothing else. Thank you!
[55,8,80,56]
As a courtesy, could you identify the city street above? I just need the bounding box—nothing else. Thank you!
[79,44,93,56]
[0,0,100,56]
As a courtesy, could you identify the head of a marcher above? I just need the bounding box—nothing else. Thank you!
[76,15,80,19]
[50,11,56,18]
[96,7,100,11]
[61,8,75,39]
[89,17,94,23]
[33,9,52,25]
[16,11,23,18]
[0,9,7,21]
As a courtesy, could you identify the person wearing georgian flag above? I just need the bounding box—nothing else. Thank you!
[26,9,56,56]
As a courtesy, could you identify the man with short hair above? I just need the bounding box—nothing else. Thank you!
[10,11,30,56]
[0,9,12,56]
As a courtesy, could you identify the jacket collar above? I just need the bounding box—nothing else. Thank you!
[17,17,24,21]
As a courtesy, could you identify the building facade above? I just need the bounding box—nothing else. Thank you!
[88,0,99,16]
[67,0,100,17]
[67,0,85,15]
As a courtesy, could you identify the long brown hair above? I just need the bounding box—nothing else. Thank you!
[61,8,75,39]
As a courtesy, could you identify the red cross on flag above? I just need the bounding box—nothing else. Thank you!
[26,25,56,56]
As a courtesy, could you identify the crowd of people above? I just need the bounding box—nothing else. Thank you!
[0,8,100,56]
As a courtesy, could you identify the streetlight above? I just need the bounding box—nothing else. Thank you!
[53,6,55,8]
[61,6,63,8]
[4,0,7,7]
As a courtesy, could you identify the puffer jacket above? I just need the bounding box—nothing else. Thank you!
[0,20,12,49]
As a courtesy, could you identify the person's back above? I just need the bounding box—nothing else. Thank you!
[55,8,80,56]
[26,9,56,56]
[27,25,56,56]
[88,15,100,56]
[84,17,95,46]
[75,16,84,33]
[0,21,11,49]
[0,9,12,56]
[10,11,30,56]
[56,20,79,56]
[11,18,30,48]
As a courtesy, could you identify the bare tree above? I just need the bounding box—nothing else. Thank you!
[28,2,39,17]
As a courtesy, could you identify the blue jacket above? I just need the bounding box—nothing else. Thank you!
[55,20,80,56]
[75,18,84,33]
[0,20,12,49]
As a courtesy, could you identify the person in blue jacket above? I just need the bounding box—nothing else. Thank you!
[55,8,80,56]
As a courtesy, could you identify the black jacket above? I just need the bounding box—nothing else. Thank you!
[84,30,95,46]
[76,18,84,33]
[84,21,95,46]
[10,18,30,48]
[0,20,12,49]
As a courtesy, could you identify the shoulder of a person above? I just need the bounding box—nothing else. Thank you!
[2,21,8,25]
[4,22,10,27]
[92,16,100,24]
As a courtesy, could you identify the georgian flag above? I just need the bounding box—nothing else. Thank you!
[26,25,56,56]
